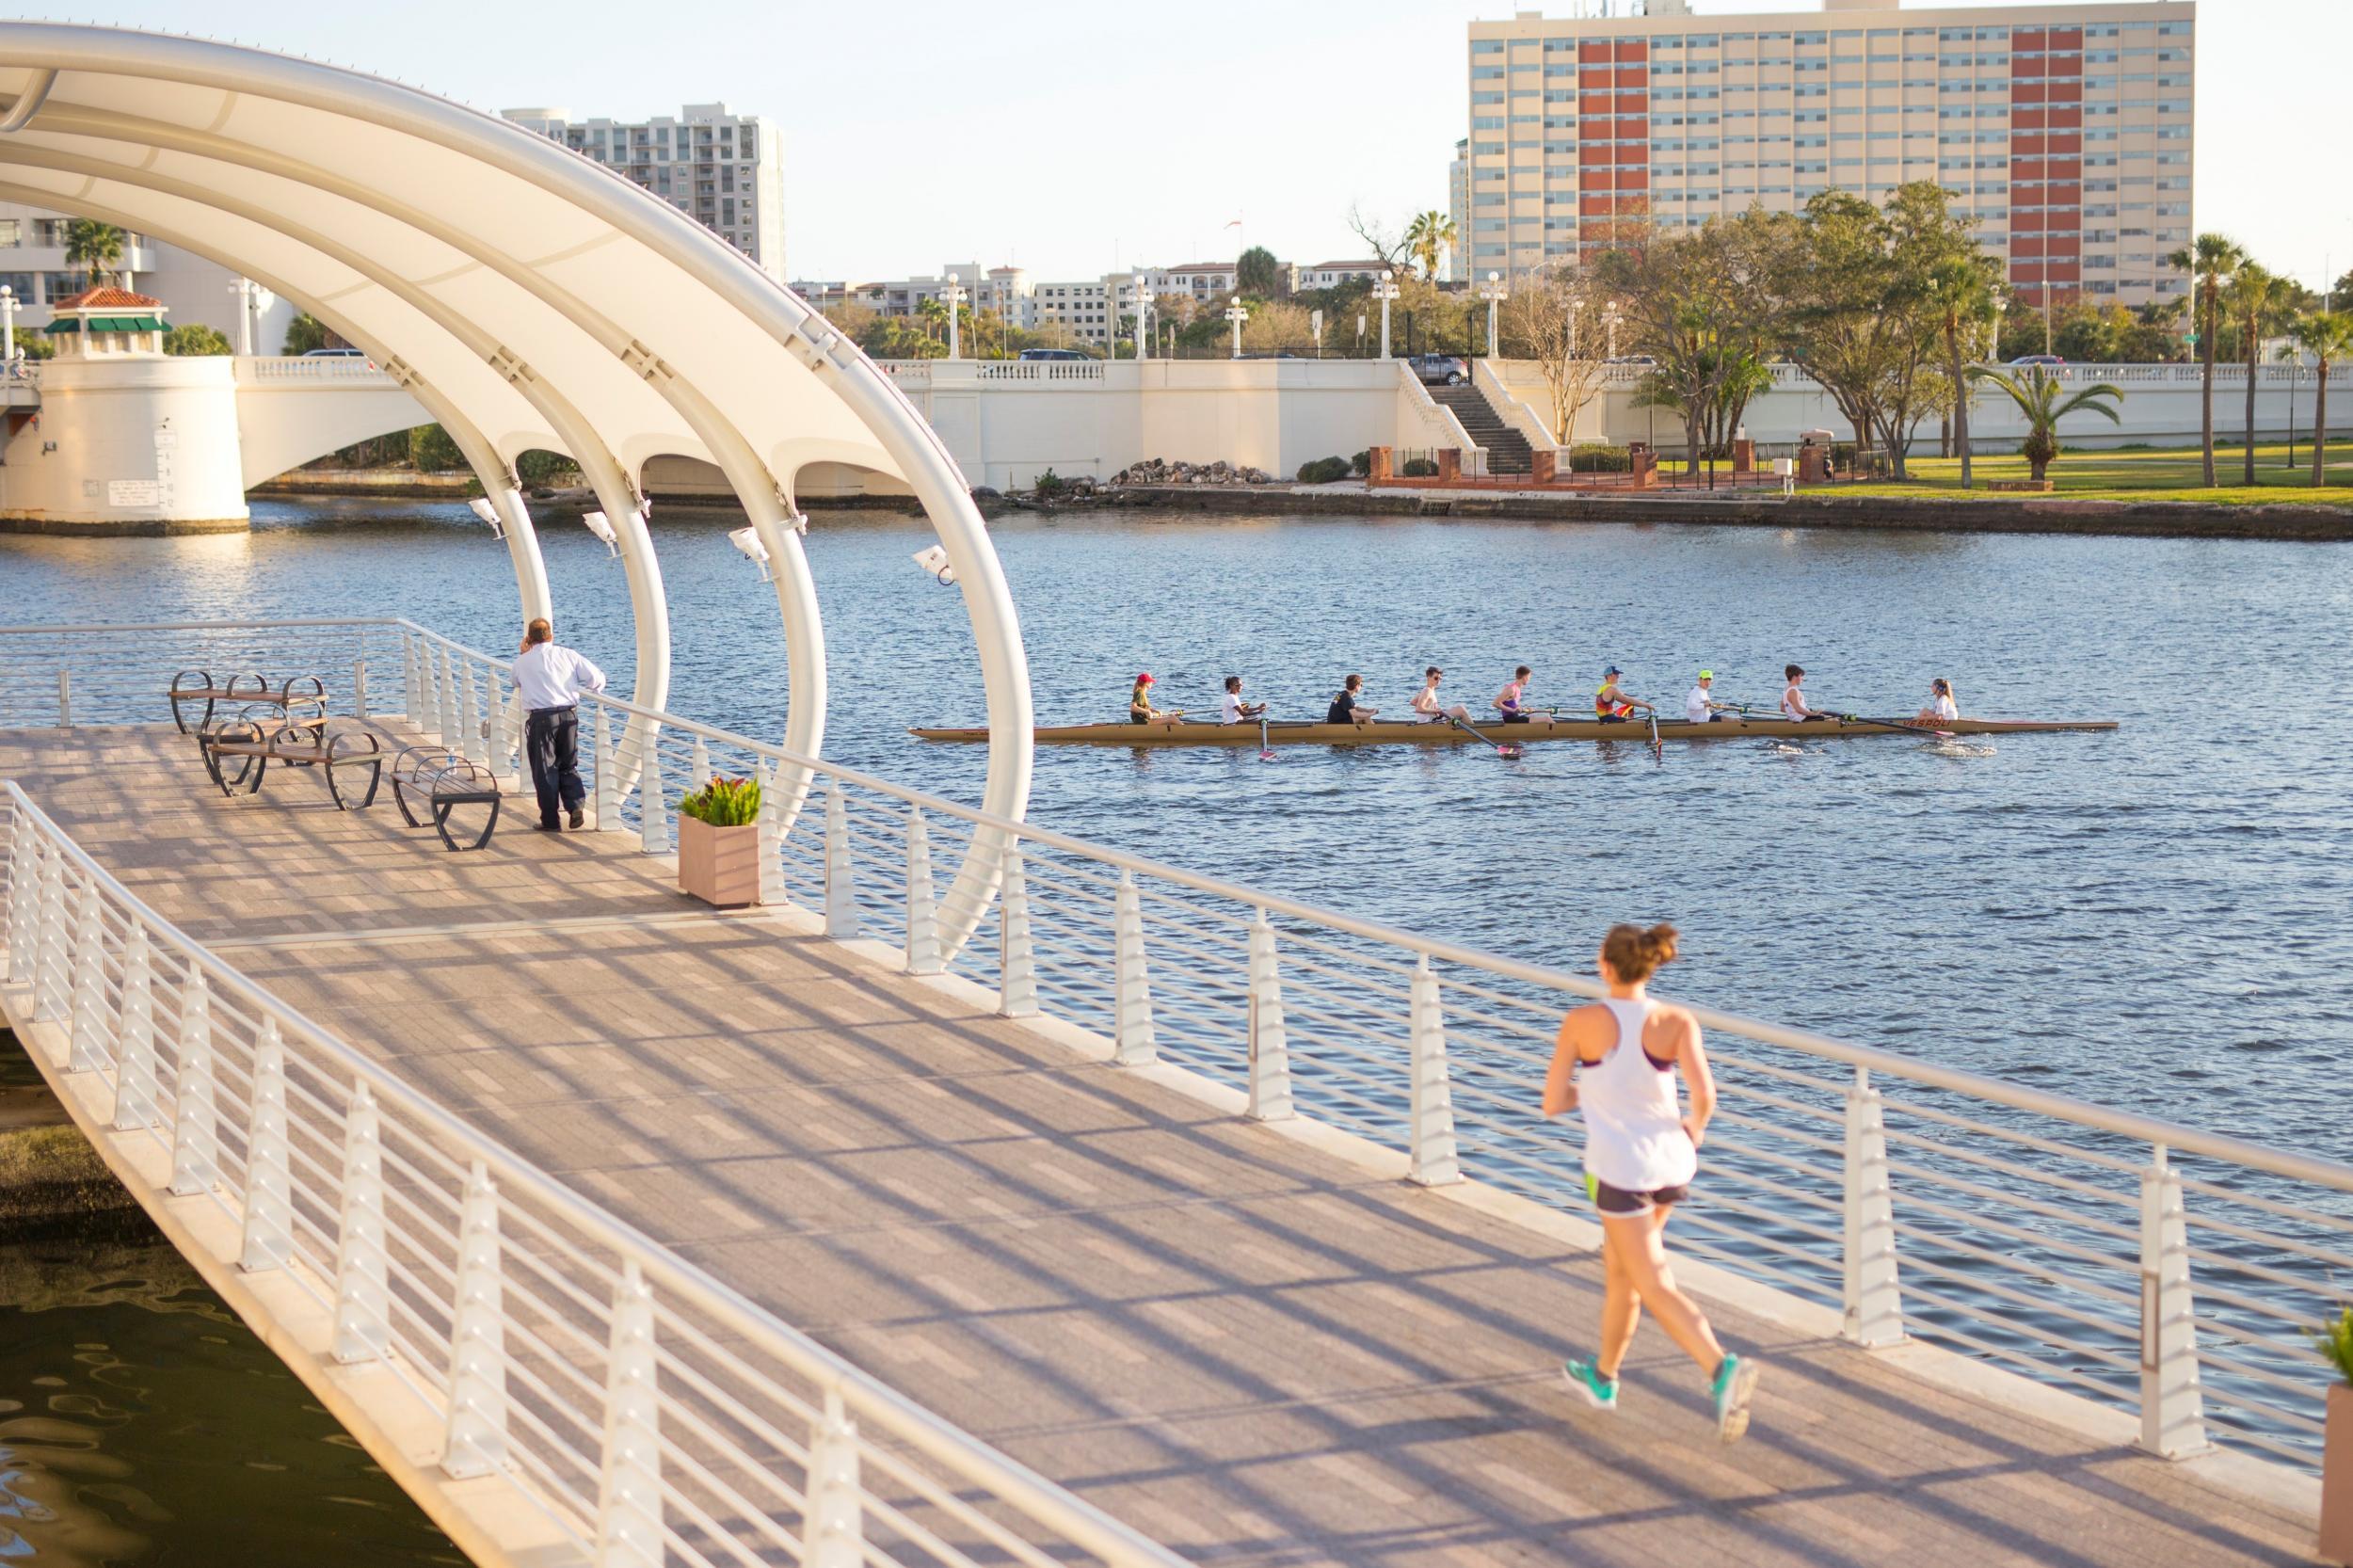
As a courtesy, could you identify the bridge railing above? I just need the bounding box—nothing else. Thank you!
[8,615,2353,1480]
[0,775,1191,1568]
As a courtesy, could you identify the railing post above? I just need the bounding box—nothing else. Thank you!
[824,784,857,939]
[56,668,70,728]
[1112,872,1156,1066]
[499,676,523,773]
[596,1261,662,1568]
[593,705,618,830]
[34,839,70,1024]
[112,923,159,1130]
[353,657,370,720]
[334,1083,390,1365]
[67,878,108,1073]
[403,632,424,729]
[169,970,219,1194]
[239,1017,293,1272]
[456,659,482,765]
[637,743,668,856]
[480,673,506,772]
[430,644,451,744]
[1840,1064,1905,1348]
[1407,957,1461,1186]
[443,1161,509,1479]
[997,843,1038,1018]
[1246,911,1293,1121]
[5,818,34,984]
[756,763,787,908]
[800,1386,865,1568]
[690,736,713,790]
[2138,1144,2210,1458]
[904,808,941,975]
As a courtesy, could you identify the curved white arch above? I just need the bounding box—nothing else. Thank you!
[0,24,1032,943]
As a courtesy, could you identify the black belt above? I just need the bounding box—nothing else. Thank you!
[526,705,577,716]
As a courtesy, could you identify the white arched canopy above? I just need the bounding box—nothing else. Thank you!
[0,25,1031,948]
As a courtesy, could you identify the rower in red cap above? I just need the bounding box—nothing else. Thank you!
[1128,672,1183,729]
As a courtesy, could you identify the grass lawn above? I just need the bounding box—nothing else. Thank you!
[1801,442,2353,505]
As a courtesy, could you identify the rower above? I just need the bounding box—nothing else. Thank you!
[1685,669,1731,724]
[1593,665,1655,725]
[1326,674,1380,728]
[1220,675,1266,725]
[1781,664,1832,722]
[1129,672,1181,729]
[1494,665,1536,725]
[1410,665,1471,725]
[1915,678,1959,725]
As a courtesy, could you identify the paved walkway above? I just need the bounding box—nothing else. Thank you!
[0,728,2316,1567]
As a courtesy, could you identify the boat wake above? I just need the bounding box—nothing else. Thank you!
[1927,738,1998,759]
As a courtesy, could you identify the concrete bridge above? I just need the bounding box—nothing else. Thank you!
[0,616,2341,1568]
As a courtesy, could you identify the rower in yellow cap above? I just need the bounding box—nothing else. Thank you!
[1684,669,1731,725]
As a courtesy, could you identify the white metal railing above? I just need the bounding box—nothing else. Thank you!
[8,616,2353,1482]
[235,354,393,383]
[0,777,1189,1568]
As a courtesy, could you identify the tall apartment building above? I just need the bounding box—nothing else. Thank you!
[1449,138,1471,283]
[1466,1,2194,307]
[503,104,785,279]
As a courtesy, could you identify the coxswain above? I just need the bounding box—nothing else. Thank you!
[1915,678,1959,725]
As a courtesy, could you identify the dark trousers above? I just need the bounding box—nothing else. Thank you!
[525,707,584,825]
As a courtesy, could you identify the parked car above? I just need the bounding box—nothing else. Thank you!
[302,346,368,359]
[1408,353,1468,386]
[1605,354,1658,366]
[2009,353,2067,367]
[1017,347,1094,361]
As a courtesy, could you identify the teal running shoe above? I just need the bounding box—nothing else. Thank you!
[1561,1359,1618,1411]
[1709,1353,1760,1441]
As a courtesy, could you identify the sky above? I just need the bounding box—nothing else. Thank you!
[69,0,2353,290]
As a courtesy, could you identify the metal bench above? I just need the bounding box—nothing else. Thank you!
[199,714,383,809]
[390,745,502,851]
[168,670,328,735]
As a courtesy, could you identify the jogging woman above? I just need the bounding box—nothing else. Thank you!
[1541,922,1760,1441]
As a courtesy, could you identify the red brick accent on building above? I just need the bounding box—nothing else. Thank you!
[2008,26,2085,310]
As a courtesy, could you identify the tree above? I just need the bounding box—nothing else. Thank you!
[1236,246,1286,298]
[1240,300,1314,353]
[1596,224,1768,474]
[2222,261,2288,485]
[408,424,468,472]
[1965,365,2123,483]
[2287,311,2353,487]
[913,295,949,344]
[1403,212,1457,281]
[1345,204,1411,275]
[1502,267,1609,442]
[282,312,335,355]
[2168,232,2244,486]
[162,322,232,356]
[62,220,124,289]
[1926,256,2001,488]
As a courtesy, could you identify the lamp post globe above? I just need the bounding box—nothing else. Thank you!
[1225,293,1249,360]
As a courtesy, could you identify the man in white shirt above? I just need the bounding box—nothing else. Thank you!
[1684,670,1729,725]
[512,617,607,831]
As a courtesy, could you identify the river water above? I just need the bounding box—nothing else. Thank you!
[3,497,2350,1543]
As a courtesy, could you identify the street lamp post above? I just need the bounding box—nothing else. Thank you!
[228,277,252,355]
[1372,269,1401,360]
[1993,295,2008,363]
[1604,300,1622,362]
[1134,276,1149,361]
[0,285,17,362]
[942,281,967,360]
[1479,271,1508,360]
[1225,295,1249,360]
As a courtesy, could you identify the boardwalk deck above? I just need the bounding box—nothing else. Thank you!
[0,726,2317,1568]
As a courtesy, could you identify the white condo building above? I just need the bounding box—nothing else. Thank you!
[503,104,785,279]
[0,202,296,351]
[1449,138,1471,283]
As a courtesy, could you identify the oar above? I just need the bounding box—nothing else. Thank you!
[1829,710,1956,741]
[1450,713,1522,759]
[1257,709,1276,762]
[1648,710,1662,757]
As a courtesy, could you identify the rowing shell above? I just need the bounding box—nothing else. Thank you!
[910,715,2121,748]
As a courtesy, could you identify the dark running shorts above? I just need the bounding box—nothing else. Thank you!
[1586,1172,1690,1215]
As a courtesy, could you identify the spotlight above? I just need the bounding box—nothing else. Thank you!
[467,497,505,540]
[728,526,773,583]
[581,509,619,557]
[911,544,955,585]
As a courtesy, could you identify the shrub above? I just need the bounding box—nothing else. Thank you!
[1832,441,1857,469]
[1351,449,1371,477]
[1401,457,1440,477]
[1296,456,1350,484]
[1033,468,1066,497]
[162,323,232,356]
[680,775,761,826]
[1567,445,1630,473]
[2317,1306,2353,1389]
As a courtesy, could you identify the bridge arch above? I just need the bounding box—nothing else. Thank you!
[0,25,1031,945]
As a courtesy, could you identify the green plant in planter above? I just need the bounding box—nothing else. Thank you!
[680,775,760,826]
[2318,1305,2353,1387]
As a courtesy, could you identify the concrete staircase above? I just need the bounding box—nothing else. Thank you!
[1429,382,1534,476]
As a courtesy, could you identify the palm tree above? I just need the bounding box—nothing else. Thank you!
[913,296,948,346]
[1927,258,2000,489]
[1403,212,1457,282]
[2167,232,2243,487]
[2223,261,2287,485]
[1966,365,2124,485]
[62,219,125,289]
[2288,310,2353,487]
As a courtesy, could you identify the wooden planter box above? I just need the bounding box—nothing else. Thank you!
[678,817,760,907]
[2326,1384,2353,1565]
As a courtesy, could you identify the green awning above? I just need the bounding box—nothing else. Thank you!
[44,314,165,334]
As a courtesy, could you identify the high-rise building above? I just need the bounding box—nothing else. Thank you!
[1448,138,1470,283]
[503,104,785,279]
[1465,1,2194,307]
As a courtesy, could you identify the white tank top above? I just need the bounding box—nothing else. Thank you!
[1580,998,1700,1192]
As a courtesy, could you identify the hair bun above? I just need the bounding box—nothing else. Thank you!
[1645,923,1680,968]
